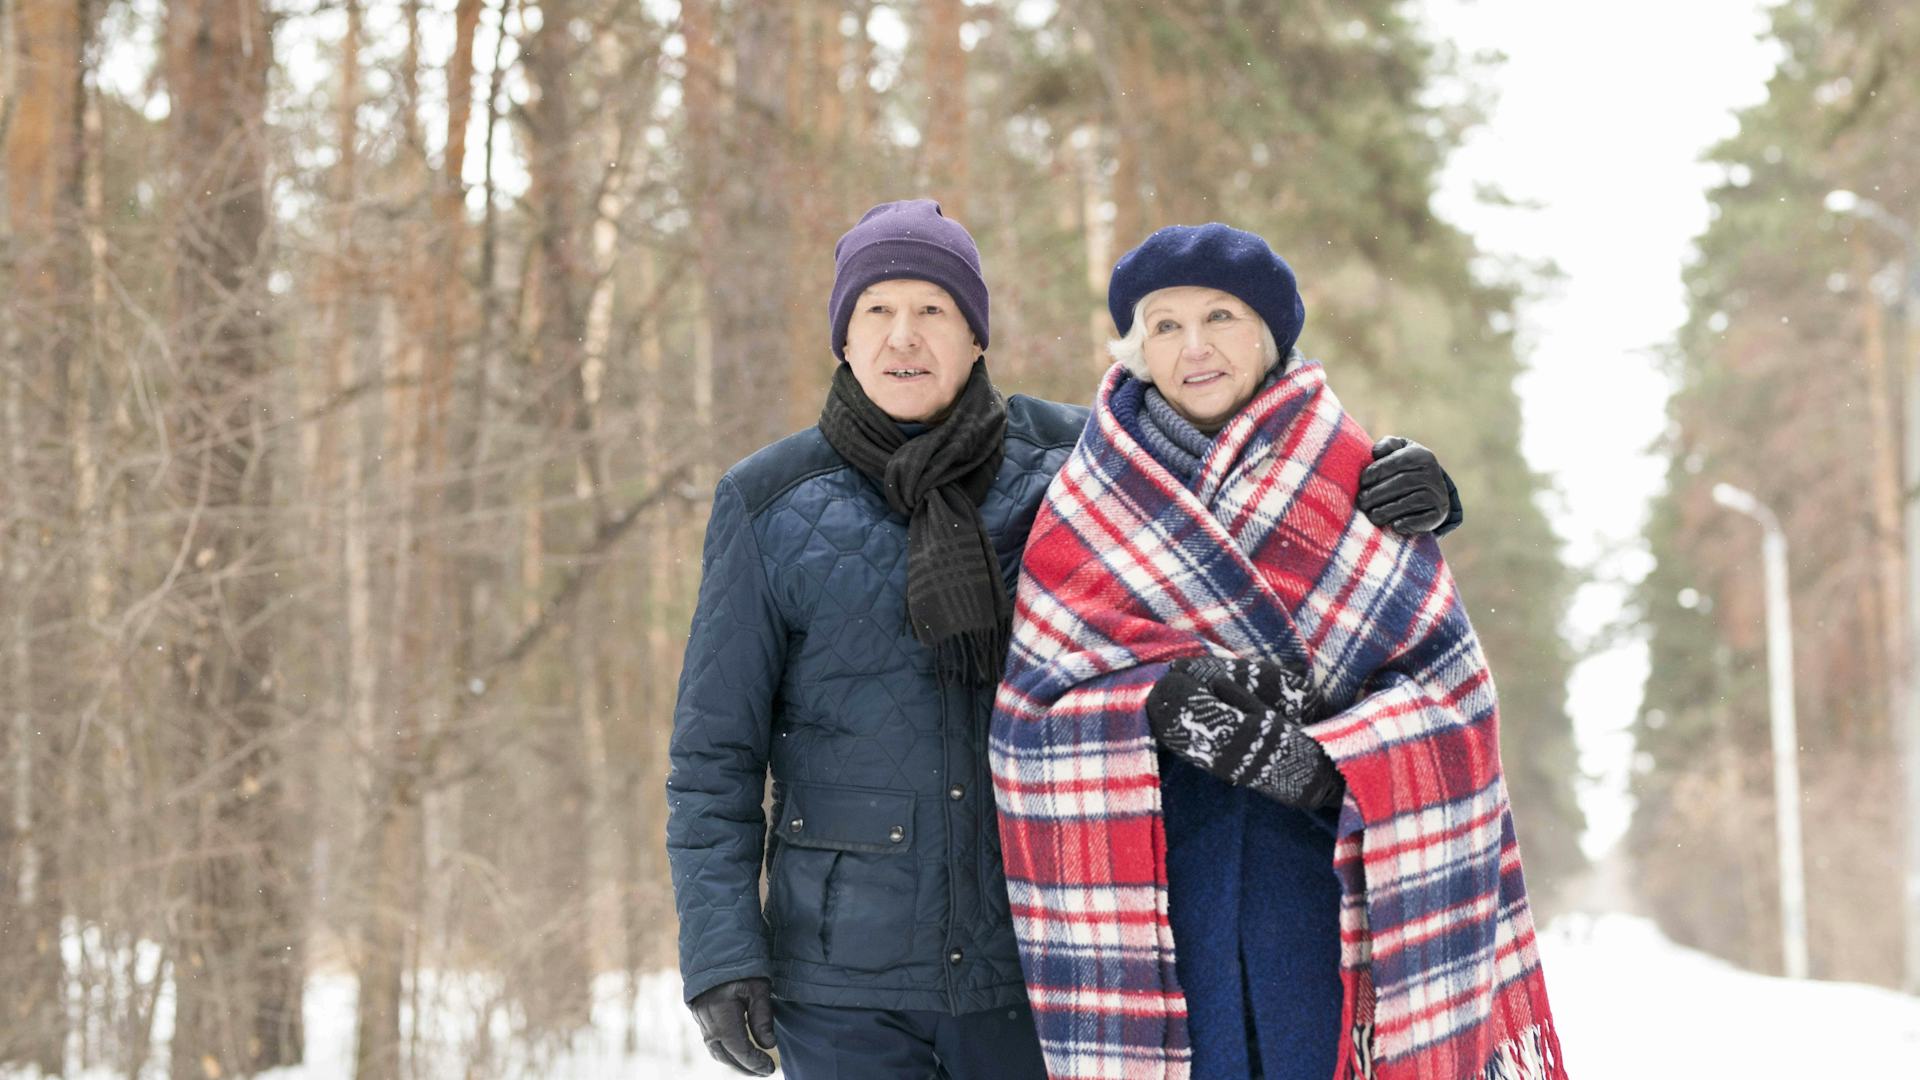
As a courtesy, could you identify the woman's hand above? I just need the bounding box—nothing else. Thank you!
[1360,436,1462,535]
[1144,657,1343,809]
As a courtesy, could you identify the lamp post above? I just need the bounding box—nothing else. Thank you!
[1825,189,1920,993]
[1711,482,1809,980]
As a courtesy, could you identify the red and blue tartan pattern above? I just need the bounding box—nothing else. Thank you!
[990,361,1567,1080]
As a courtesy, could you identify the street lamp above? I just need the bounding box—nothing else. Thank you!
[1711,481,1809,980]
[1826,189,1915,243]
[1826,189,1920,993]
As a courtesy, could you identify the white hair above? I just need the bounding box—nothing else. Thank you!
[1106,290,1286,383]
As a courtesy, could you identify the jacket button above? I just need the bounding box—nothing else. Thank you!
[888,825,905,843]
[948,785,964,800]
[948,949,964,965]
[789,818,803,832]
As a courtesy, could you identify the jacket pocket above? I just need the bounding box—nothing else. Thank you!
[773,781,918,972]
[767,841,837,966]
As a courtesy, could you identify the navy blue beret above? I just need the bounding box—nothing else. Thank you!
[1107,223,1306,356]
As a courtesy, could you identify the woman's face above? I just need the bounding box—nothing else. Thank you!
[1139,287,1271,433]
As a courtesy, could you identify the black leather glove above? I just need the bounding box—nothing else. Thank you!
[688,976,777,1076]
[1144,656,1344,810]
[1360,436,1463,536]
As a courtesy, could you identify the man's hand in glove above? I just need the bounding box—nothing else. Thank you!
[1360,436,1463,536]
[1144,656,1344,810]
[688,976,777,1076]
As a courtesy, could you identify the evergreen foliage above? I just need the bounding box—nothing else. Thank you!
[1633,0,1913,985]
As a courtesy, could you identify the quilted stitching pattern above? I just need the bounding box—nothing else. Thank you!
[665,475,786,1003]
[667,396,1088,1015]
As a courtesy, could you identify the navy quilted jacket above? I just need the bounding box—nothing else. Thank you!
[666,395,1089,1015]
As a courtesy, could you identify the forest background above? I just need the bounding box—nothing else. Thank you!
[0,0,1910,1077]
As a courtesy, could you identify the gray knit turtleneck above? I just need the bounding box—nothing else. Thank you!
[1139,387,1214,488]
[1137,356,1293,488]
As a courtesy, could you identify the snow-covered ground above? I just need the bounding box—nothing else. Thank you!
[15,912,1916,1079]
[625,912,1920,1078]
[1540,913,1920,1078]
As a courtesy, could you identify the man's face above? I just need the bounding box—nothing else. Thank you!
[843,279,980,423]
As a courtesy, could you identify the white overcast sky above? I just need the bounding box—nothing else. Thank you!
[1424,0,1782,859]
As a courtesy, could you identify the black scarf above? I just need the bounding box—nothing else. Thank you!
[819,358,1010,687]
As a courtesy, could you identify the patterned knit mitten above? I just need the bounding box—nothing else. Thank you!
[1144,656,1344,810]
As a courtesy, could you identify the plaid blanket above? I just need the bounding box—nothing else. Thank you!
[989,360,1566,1080]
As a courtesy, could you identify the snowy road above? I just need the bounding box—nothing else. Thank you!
[16,912,1914,1079]
[1539,913,1920,1077]
[625,913,1919,1079]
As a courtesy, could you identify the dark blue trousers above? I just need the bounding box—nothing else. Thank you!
[771,998,1049,1080]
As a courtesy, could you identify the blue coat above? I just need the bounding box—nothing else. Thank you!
[1160,755,1345,1080]
[1117,382,1346,1080]
[665,395,1088,1015]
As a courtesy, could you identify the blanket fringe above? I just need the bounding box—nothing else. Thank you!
[1350,1017,1561,1080]
[1349,1018,1376,1080]
[1479,1020,1560,1080]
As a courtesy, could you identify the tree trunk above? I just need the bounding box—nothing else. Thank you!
[1090,7,1149,250]
[0,0,84,1068]
[921,0,968,217]
[353,300,417,1080]
[784,0,825,432]
[848,0,878,153]
[162,1,305,1070]
[579,33,638,971]
[354,0,488,1067]
[78,32,154,1073]
[1855,241,1904,750]
[712,0,792,465]
[415,0,485,987]
[682,0,720,484]
[2,329,69,1077]
[516,0,598,1029]
[1077,133,1114,374]
[317,10,406,1080]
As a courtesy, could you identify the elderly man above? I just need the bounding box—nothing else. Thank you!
[665,200,1462,1080]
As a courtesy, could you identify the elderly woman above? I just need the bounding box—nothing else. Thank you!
[989,225,1566,1080]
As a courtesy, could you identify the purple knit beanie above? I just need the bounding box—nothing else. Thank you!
[828,199,990,362]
